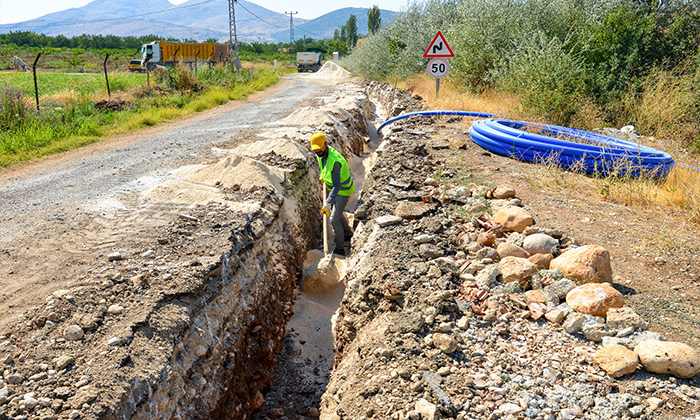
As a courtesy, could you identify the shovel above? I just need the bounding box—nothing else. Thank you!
[299,180,340,292]
[323,181,329,255]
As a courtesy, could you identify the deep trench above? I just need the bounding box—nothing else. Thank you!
[206,99,386,420]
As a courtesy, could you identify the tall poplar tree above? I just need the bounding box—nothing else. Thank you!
[346,14,358,49]
[367,6,382,34]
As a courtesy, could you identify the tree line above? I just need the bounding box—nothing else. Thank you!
[0,5,384,60]
[349,0,700,135]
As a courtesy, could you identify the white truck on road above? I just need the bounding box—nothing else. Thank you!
[296,51,323,72]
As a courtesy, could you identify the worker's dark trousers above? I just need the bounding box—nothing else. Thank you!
[330,194,352,253]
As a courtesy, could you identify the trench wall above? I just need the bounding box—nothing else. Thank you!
[122,84,373,420]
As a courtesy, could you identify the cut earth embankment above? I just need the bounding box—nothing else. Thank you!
[0,76,380,420]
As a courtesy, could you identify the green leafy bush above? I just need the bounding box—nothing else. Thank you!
[499,31,588,126]
[349,0,700,133]
[0,82,29,130]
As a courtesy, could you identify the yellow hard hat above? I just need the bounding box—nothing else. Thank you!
[310,133,327,151]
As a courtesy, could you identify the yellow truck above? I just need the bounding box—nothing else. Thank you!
[140,40,230,70]
[128,60,143,72]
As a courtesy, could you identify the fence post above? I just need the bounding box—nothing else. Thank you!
[103,54,111,98]
[32,53,41,112]
[195,50,200,76]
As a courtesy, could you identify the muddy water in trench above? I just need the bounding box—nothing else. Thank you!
[249,116,385,420]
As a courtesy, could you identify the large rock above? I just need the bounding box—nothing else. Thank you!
[595,344,639,378]
[635,341,700,378]
[498,257,538,288]
[419,244,444,259]
[394,201,435,220]
[493,206,534,233]
[545,310,566,325]
[416,398,438,420]
[563,313,585,334]
[602,331,666,350]
[432,333,458,354]
[566,283,624,318]
[477,232,496,247]
[544,278,577,300]
[492,185,516,199]
[582,322,616,342]
[606,307,648,330]
[63,325,84,341]
[376,215,403,227]
[476,266,502,290]
[528,253,553,269]
[497,243,530,259]
[524,289,559,306]
[550,245,612,283]
[522,233,559,255]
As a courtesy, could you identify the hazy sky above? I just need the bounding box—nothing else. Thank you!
[0,0,409,25]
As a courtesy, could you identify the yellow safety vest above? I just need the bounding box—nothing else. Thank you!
[318,147,355,197]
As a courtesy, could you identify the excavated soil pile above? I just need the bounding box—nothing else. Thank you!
[0,80,372,420]
[320,103,700,420]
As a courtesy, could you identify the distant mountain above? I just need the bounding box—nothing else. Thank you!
[273,7,398,42]
[0,0,397,43]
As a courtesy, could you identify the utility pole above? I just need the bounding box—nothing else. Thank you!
[285,11,298,65]
[228,0,241,69]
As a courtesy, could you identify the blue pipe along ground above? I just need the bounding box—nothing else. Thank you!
[376,111,698,178]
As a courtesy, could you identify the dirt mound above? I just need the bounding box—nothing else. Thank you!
[95,98,131,111]
[281,106,334,126]
[313,61,351,79]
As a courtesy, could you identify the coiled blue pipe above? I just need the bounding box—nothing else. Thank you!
[376,110,688,178]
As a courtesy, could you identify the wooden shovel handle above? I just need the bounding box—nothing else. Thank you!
[323,182,328,254]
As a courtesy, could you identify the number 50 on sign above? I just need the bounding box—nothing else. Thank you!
[427,58,449,79]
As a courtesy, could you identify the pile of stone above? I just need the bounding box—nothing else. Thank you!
[444,191,700,382]
[322,115,700,420]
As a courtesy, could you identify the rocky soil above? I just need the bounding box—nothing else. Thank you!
[0,73,699,420]
[318,103,700,420]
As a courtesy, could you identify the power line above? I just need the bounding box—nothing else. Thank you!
[236,2,284,28]
[295,25,323,39]
[237,5,321,39]
[1,0,221,30]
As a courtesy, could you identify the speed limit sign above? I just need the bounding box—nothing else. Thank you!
[427,58,449,79]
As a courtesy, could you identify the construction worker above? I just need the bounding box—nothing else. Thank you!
[310,133,355,256]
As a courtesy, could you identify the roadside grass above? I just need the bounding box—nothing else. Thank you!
[524,154,700,226]
[0,68,282,168]
[632,293,700,348]
[399,73,522,119]
[619,64,699,154]
[0,72,145,98]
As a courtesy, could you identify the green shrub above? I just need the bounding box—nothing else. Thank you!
[0,82,30,130]
[348,0,700,135]
[499,31,588,126]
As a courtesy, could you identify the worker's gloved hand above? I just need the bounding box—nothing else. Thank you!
[321,202,331,217]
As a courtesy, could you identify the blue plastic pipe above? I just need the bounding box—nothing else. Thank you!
[376,111,497,133]
[376,110,692,178]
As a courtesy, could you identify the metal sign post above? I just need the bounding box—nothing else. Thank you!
[427,58,450,98]
[424,31,454,99]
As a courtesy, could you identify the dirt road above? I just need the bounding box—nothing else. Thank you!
[0,74,325,331]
